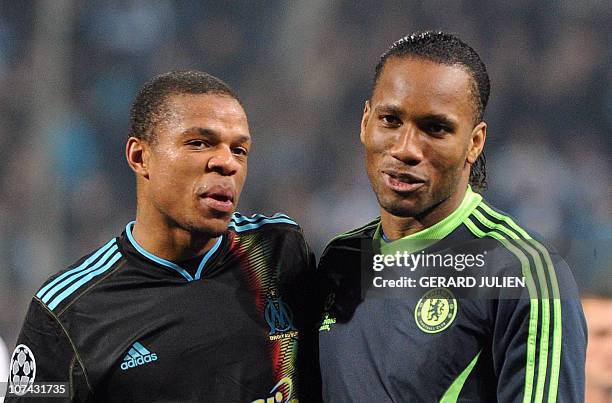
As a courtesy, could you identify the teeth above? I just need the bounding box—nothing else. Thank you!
[389,173,420,183]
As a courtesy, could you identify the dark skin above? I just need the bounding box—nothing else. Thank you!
[126,93,251,261]
[360,57,486,240]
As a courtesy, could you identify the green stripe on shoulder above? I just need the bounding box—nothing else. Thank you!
[477,202,562,403]
[463,215,540,403]
[471,207,552,402]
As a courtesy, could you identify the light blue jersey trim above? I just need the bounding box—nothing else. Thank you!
[48,251,122,310]
[228,213,298,233]
[231,212,291,224]
[125,222,193,281]
[42,243,119,304]
[36,238,116,301]
[125,221,223,282]
[195,235,223,280]
[229,218,297,232]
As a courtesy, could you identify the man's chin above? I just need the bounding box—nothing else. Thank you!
[186,215,233,238]
[379,196,425,218]
[382,205,422,218]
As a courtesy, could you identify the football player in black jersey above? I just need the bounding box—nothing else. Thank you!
[7,71,320,402]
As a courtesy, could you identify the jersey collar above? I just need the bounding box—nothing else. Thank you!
[124,221,224,282]
[373,186,482,255]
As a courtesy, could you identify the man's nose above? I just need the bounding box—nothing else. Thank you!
[389,125,423,165]
[207,146,239,175]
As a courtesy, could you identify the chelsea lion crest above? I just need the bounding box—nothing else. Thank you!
[414,288,457,334]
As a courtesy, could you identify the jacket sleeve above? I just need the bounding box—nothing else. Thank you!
[492,249,586,403]
[4,298,92,402]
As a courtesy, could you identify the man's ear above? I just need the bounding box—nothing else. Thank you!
[360,100,371,144]
[467,122,487,164]
[126,136,150,179]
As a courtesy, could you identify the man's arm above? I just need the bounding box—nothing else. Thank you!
[4,298,91,402]
[493,256,587,402]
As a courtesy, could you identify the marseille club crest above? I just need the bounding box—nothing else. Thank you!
[414,288,458,334]
[265,289,298,340]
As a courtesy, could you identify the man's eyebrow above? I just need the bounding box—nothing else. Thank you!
[183,127,251,143]
[418,114,457,127]
[374,104,404,116]
[373,105,457,126]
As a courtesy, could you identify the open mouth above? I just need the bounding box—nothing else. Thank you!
[200,186,235,213]
[207,193,232,203]
[383,170,426,193]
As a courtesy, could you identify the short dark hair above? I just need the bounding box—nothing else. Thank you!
[130,70,240,142]
[373,32,490,190]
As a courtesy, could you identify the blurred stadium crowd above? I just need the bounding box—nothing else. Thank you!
[0,0,610,357]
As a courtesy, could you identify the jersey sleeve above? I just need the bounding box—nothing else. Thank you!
[492,250,586,403]
[4,298,92,402]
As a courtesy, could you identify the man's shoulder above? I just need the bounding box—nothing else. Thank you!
[318,218,380,267]
[228,212,311,258]
[325,217,380,247]
[467,198,578,296]
[467,199,559,256]
[228,212,303,235]
[33,237,125,316]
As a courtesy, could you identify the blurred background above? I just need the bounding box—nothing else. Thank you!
[0,0,610,395]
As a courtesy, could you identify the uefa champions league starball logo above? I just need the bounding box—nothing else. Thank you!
[9,344,37,396]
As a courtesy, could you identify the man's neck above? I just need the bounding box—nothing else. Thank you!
[380,185,468,241]
[131,214,218,262]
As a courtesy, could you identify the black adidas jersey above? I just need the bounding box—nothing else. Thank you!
[317,188,586,402]
[6,213,321,402]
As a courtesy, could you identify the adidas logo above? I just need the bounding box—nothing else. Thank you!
[120,342,157,371]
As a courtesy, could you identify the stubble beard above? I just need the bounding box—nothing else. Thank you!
[182,213,232,239]
[373,173,460,222]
